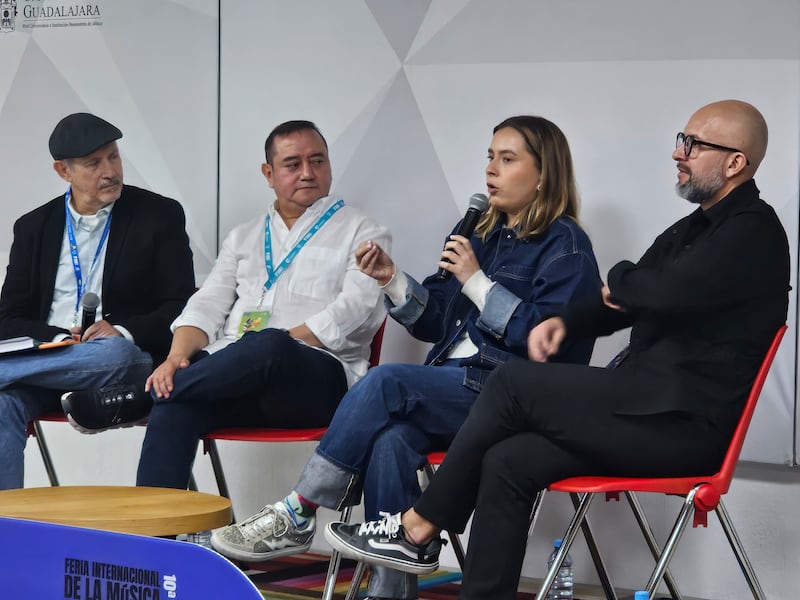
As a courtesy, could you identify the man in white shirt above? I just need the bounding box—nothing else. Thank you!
[136,120,390,489]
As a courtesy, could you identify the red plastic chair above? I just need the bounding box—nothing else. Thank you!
[195,321,385,600]
[196,320,385,504]
[535,325,787,600]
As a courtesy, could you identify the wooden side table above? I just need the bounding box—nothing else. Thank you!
[0,485,232,536]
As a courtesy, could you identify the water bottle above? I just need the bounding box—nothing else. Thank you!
[634,592,649,600]
[545,538,573,599]
[186,530,212,548]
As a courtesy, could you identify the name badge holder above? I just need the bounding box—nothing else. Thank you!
[64,189,112,327]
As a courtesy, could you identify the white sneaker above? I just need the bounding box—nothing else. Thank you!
[211,500,315,561]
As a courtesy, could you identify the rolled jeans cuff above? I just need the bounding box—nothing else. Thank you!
[295,451,362,511]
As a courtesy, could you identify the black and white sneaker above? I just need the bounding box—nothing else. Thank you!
[324,512,443,575]
[61,383,153,434]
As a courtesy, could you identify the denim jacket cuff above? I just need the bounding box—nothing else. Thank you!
[386,272,429,326]
[476,283,521,339]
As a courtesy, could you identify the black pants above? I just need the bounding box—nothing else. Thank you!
[414,360,729,600]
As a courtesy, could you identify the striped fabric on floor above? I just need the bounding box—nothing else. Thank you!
[244,552,550,599]
[245,551,465,598]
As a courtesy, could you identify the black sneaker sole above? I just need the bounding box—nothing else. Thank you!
[65,413,147,435]
[323,524,438,575]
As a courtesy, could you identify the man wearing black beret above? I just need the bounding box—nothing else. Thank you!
[0,112,196,489]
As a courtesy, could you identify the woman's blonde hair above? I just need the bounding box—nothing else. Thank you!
[476,115,579,239]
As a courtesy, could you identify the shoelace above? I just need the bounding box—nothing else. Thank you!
[237,505,290,541]
[356,511,400,538]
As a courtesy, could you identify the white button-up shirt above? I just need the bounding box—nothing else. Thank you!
[172,194,390,386]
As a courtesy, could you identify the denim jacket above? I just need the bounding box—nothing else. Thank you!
[387,216,601,391]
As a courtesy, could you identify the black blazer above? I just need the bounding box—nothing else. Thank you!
[0,185,195,363]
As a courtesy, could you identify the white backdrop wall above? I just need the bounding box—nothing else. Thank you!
[2,1,800,599]
[0,0,220,277]
[220,0,800,466]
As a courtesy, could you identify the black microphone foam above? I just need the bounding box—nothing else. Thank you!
[80,292,100,335]
[436,193,490,280]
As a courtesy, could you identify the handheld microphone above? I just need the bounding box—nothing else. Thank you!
[79,292,100,337]
[436,193,490,280]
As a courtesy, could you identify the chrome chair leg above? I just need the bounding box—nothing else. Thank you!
[528,489,546,536]
[322,505,353,600]
[205,438,234,521]
[569,493,617,600]
[643,489,697,595]
[534,492,596,600]
[343,561,368,600]
[715,500,766,600]
[625,491,683,600]
[33,421,59,486]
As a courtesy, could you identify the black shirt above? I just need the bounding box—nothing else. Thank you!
[564,179,789,429]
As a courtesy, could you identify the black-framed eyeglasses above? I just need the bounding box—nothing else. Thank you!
[676,132,750,165]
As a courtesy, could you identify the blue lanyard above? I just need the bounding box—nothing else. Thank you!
[64,188,113,313]
[264,199,344,290]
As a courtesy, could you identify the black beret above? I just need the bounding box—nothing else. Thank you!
[48,112,123,160]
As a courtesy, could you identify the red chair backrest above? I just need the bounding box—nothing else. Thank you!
[713,324,787,494]
[427,451,447,466]
[369,320,386,368]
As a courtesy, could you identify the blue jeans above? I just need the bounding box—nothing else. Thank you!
[136,328,348,489]
[0,337,152,489]
[294,361,478,600]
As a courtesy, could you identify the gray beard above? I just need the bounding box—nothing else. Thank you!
[675,170,725,204]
